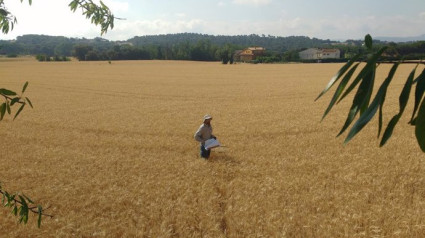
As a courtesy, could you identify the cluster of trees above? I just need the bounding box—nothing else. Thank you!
[1,33,424,63]
[385,41,425,60]
[0,34,100,57]
[253,50,301,63]
[127,33,334,52]
[336,40,425,60]
[71,40,242,62]
[35,54,70,62]
[0,33,335,62]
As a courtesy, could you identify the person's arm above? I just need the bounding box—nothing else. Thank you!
[194,127,204,143]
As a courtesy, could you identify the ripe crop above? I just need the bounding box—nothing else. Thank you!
[1,58,424,237]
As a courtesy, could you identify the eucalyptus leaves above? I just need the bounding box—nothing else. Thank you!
[317,34,425,151]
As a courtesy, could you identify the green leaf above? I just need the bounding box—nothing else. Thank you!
[100,0,109,10]
[23,212,28,224]
[358,69,375,115]
[380,115,400,147]
[345,63,399,143]
[338,68,375,136]
[110,16,114,29]
[37,205,42,228]
[321,63,360,120]
[380,66,416,146]
[378,89,387,138]
[19,195,29,224]
[338,46,388,102]
[22,81,28,93]
[399,66,417,115]
[411,68,425,124]
[13,104,25,120]
[22,194,34,204]
[25,97,33,108]
[338,104,359,137]
[416,96,425,152]
[69,1,78,11]
[6,100,11,115]
[0,88,17,96]
[0,9,9,16]
[13,205,18,215]
[365,34,373,50]
[0,103,6,120]
[316,54,361,101]
[10,97,21,106]
[19,195,28,208]
[4,192,11,207]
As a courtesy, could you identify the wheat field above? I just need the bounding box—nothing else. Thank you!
[1,58,425,237]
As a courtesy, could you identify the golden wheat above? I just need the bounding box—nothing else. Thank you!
[0,58,424,237]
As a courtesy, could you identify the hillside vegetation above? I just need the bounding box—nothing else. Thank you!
[1,33,424,62]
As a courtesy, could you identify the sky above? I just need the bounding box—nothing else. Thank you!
[1,0,424,41]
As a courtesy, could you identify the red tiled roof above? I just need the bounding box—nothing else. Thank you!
[321,49,339,53]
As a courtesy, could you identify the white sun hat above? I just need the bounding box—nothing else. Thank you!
[203,114,212,121]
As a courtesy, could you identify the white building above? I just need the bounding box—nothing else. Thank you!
[299,48,340,60]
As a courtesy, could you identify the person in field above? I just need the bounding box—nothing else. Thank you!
[194,114,216,159]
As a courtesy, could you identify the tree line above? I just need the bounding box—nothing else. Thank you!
[71,39,241,62]
[0,33,424,62]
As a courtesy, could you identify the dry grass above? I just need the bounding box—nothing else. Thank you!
[1,59,425,237]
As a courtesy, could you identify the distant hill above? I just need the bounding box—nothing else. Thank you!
[375,34,425,43]
[127,33,336,52]
[0,33,337,56]
[1,33,424,62]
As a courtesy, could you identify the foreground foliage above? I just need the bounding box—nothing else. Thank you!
[317,34,425,151]
[0,82,32,121]
[0,83,51,227]
[1,183,53,228]
[0,0,116,35]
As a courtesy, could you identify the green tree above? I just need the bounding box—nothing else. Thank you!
[282,50,300,62]
[0,0,117,227]
[84,49,99,61]
[317,34,425,152]
[72,44,94,60]
[54,42,74,56]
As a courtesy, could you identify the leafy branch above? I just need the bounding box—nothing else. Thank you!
[0,82,33,121]
[317,34,425,151]
[0,183,53,228]
[69,0,124,35]
[0,0,121,35]
[0,83,45,227]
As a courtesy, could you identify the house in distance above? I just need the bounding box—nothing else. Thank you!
[298,48,341,60]
[234,47,266,62]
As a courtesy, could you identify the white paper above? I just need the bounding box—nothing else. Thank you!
[204,139,221,150]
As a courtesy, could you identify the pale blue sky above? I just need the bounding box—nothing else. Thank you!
[1,0,424,41]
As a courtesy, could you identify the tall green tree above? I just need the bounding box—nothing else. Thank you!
[72,44,94,60]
